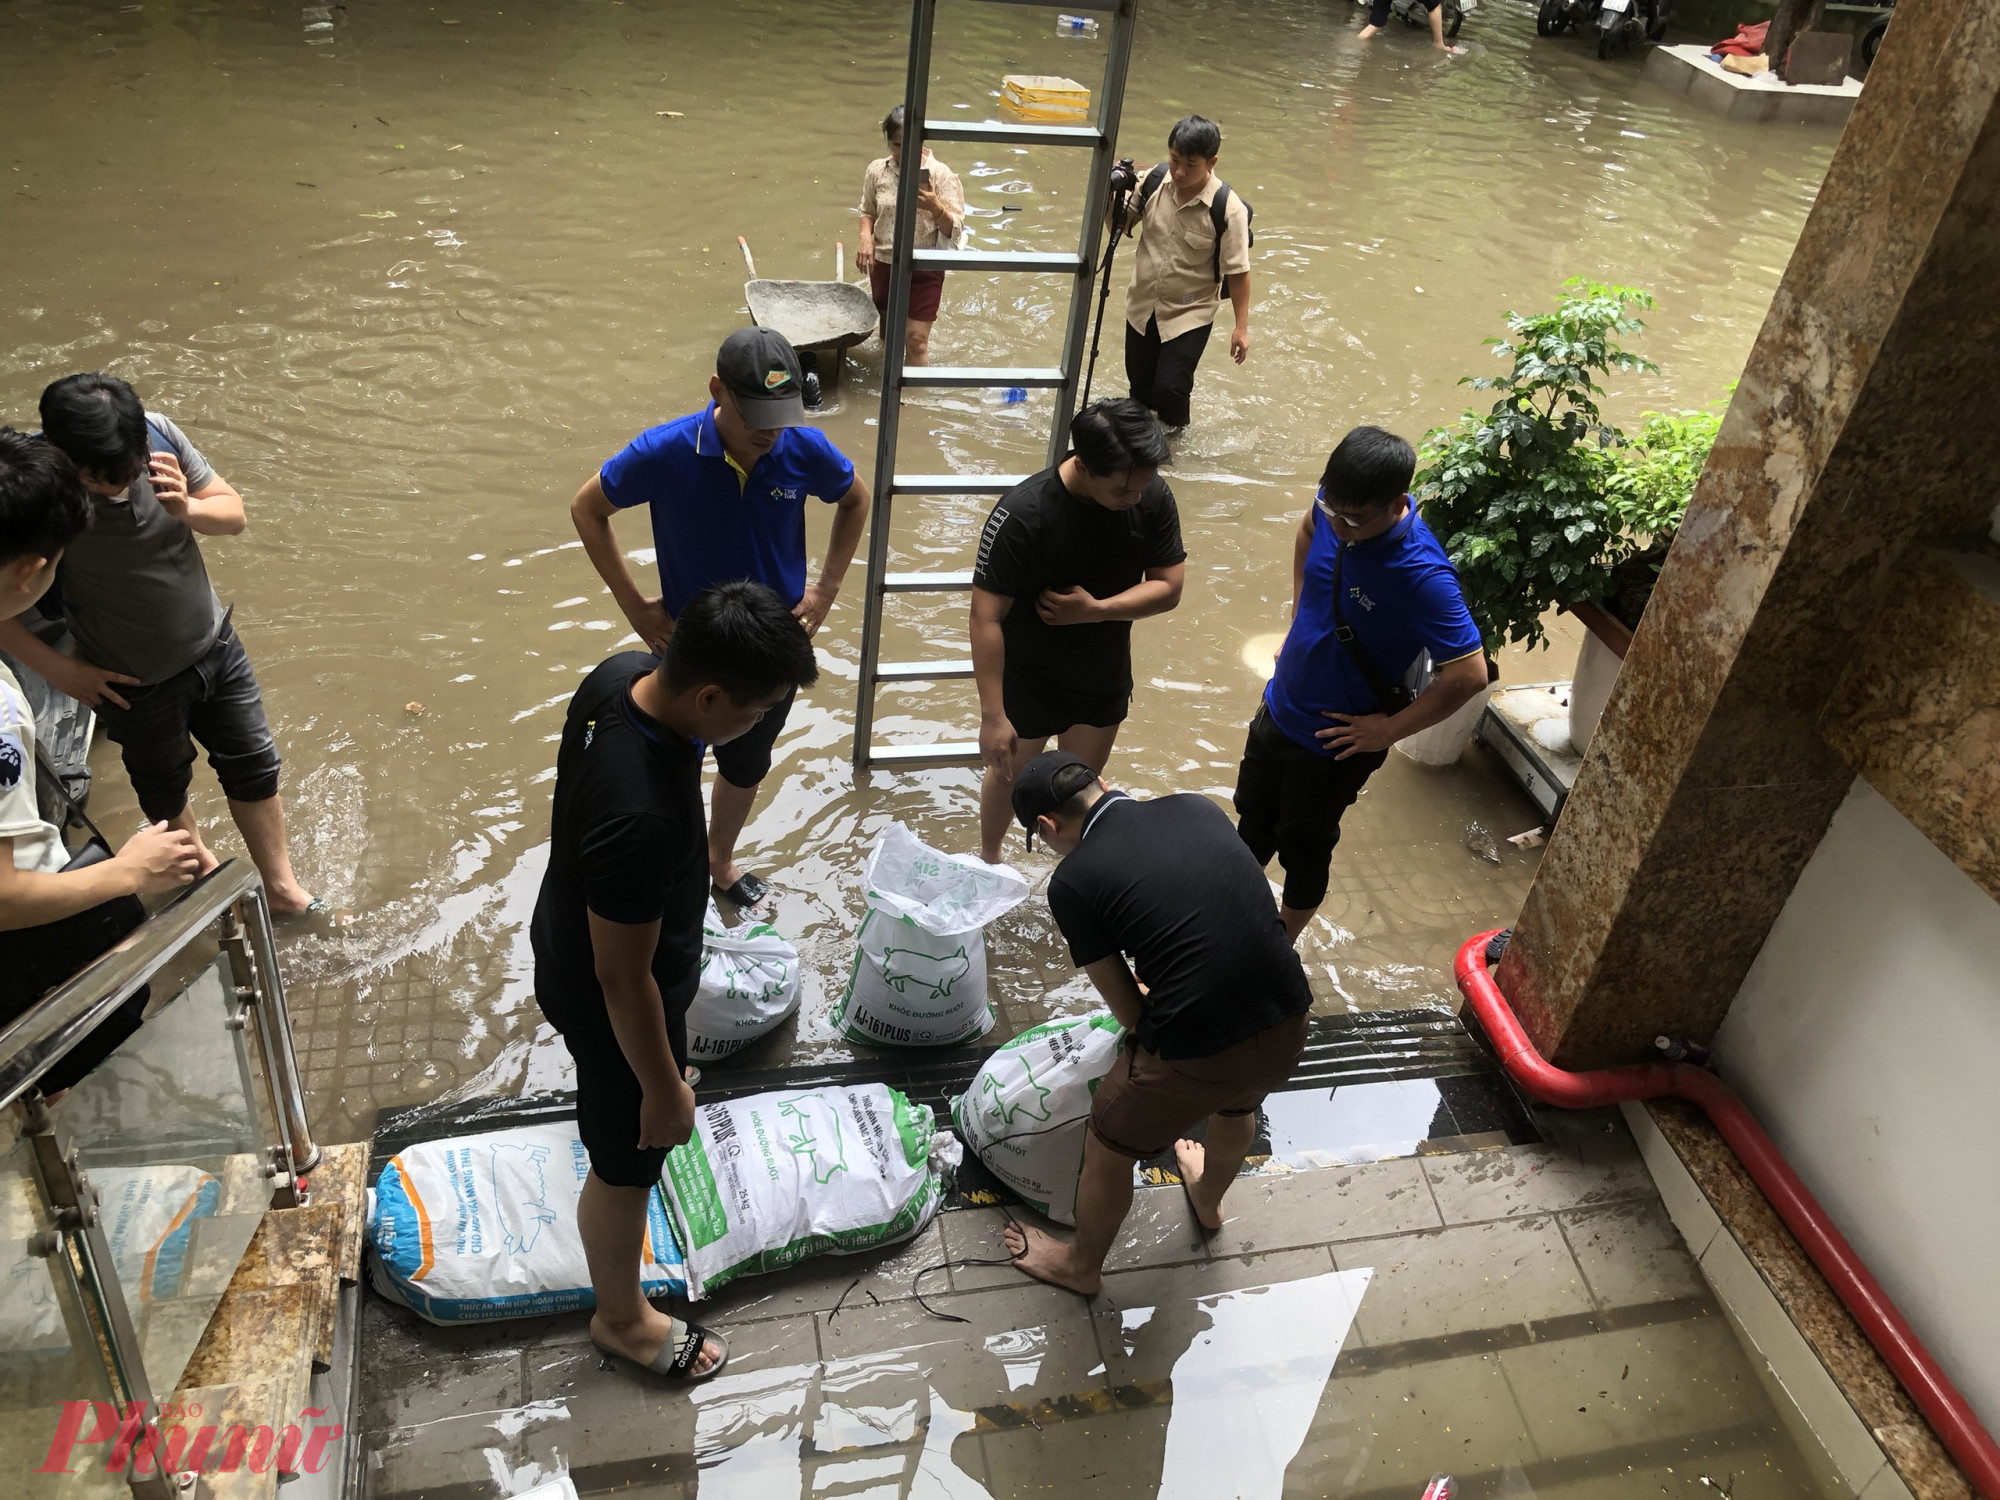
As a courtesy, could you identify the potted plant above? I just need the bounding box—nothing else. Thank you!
[1565,395,1726,744]
[1411,280,1659,760]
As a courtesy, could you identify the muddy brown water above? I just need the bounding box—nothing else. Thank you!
[2,1,1829,1145]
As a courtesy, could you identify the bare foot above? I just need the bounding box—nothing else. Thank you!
[1358,23,1383,38]
[1439,42,1467,53]
[1003,1221,1102,1297]
[590,1311,725,1377]
[1174,1138,1226,1231]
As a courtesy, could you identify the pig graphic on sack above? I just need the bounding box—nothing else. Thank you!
[877,944,971,1000]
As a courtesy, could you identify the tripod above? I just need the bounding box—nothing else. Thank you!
[1079,175,1135,409]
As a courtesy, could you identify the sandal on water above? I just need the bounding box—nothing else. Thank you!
[591,1318,729,1383]
[712,871,771,909]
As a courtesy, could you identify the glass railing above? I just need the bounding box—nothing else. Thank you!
[0,861,316,1496]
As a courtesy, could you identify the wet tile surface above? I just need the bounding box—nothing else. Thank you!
[355,1138,1840,1499]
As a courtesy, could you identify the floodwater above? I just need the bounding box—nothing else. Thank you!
[0,0,1832,1147]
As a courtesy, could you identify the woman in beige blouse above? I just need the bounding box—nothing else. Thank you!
[856,105,965,367]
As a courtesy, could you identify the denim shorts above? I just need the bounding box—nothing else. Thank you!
[91,621,282,821]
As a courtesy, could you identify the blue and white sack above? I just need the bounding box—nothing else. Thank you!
[367,1122,686,1323]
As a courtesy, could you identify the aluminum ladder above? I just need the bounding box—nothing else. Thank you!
[851,0,1139,772]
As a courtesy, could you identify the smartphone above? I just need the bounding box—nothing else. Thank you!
[917,166,932,188]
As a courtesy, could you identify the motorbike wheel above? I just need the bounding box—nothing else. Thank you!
[1536,0,1564,35]
[1443,2,1465,38]
[1862,19,1887,64]
[1597,23,1618,57]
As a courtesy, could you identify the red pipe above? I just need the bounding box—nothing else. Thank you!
[1456,931,2000,1500]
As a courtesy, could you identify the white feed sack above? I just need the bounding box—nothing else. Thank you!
[685,900,802,1062]
[660,1083,959,1299]
[952,1012,1126,1225]
[832,823,1030,1047]
[367,1122,687,1322]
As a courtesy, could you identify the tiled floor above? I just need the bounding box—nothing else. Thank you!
[357,1107,1833,1499]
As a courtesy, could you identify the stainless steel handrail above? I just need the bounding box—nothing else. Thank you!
[0,859,258,1109]
[236,882,322,1174]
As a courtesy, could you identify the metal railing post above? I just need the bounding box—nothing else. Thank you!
[20,1093,174,1498]
[230,886,321,1186]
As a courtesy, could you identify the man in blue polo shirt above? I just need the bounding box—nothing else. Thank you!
[1234,425,1488,941]
[569,328,870,909]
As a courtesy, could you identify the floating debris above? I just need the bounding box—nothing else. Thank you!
[1464,820,1501,865]
[405,701,425,715]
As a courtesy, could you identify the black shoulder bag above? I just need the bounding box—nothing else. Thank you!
[1329,542,1415,716]
[0,747,147,1022]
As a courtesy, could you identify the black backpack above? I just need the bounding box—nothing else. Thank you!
[1137,164,1254,285]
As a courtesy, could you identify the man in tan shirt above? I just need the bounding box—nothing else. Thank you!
[857,105,966,368]
[1119,115,1252,432]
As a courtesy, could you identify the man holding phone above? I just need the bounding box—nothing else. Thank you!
[0,374,317,916]
[857,104,965,368]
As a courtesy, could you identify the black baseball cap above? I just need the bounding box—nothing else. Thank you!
[716,327,807,429]
[1011,751,1100,849]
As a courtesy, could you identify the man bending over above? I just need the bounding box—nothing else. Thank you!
[1001,751,1313,1295]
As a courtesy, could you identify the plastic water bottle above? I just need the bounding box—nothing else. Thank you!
[1421,1479,1457,1500]
[984,386,1028,406]
[1056,14,1100,37]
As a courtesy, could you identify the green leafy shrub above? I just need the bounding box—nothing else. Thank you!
[1598,393,1729,628]
[1415,279,1658,653]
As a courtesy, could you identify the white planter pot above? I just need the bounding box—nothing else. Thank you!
[1395,682,1496,768]
[1568,628,1623,755]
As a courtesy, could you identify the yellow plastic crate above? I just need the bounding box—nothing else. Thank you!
[1000,74,1091,123]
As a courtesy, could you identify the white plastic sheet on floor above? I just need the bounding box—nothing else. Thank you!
[1155,1267,1372,1499]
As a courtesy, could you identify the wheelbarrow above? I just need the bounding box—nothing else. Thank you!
[737,236,878,396]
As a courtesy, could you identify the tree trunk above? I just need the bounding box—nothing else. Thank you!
[1763,0,1827,65]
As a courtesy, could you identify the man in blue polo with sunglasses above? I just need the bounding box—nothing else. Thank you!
[569,328,870,911]
[1233,425,1487,942]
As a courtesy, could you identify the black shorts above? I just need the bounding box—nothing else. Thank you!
[710,685,795,789]
[536,971,691,1188]
[92,621,281,822]
[1232,703,1387,911]
[1003,672,1127,743]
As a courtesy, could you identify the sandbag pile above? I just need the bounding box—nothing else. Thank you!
[831,823,1030,1048]
[367,1122,688,1323]
[660,1083,958,1299]
[952,1012,1126,1225]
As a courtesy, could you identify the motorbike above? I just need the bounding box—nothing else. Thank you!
[1535,0,1666,56]
[1594,0,1669,57]
[1389,0,1476,42]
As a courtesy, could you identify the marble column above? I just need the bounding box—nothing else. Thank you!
[1497,0,2000,1068]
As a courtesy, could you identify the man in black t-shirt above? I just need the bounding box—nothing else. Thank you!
[999,751,1313,1297]
[970,399,1185,863]
[531,581,817,1384]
